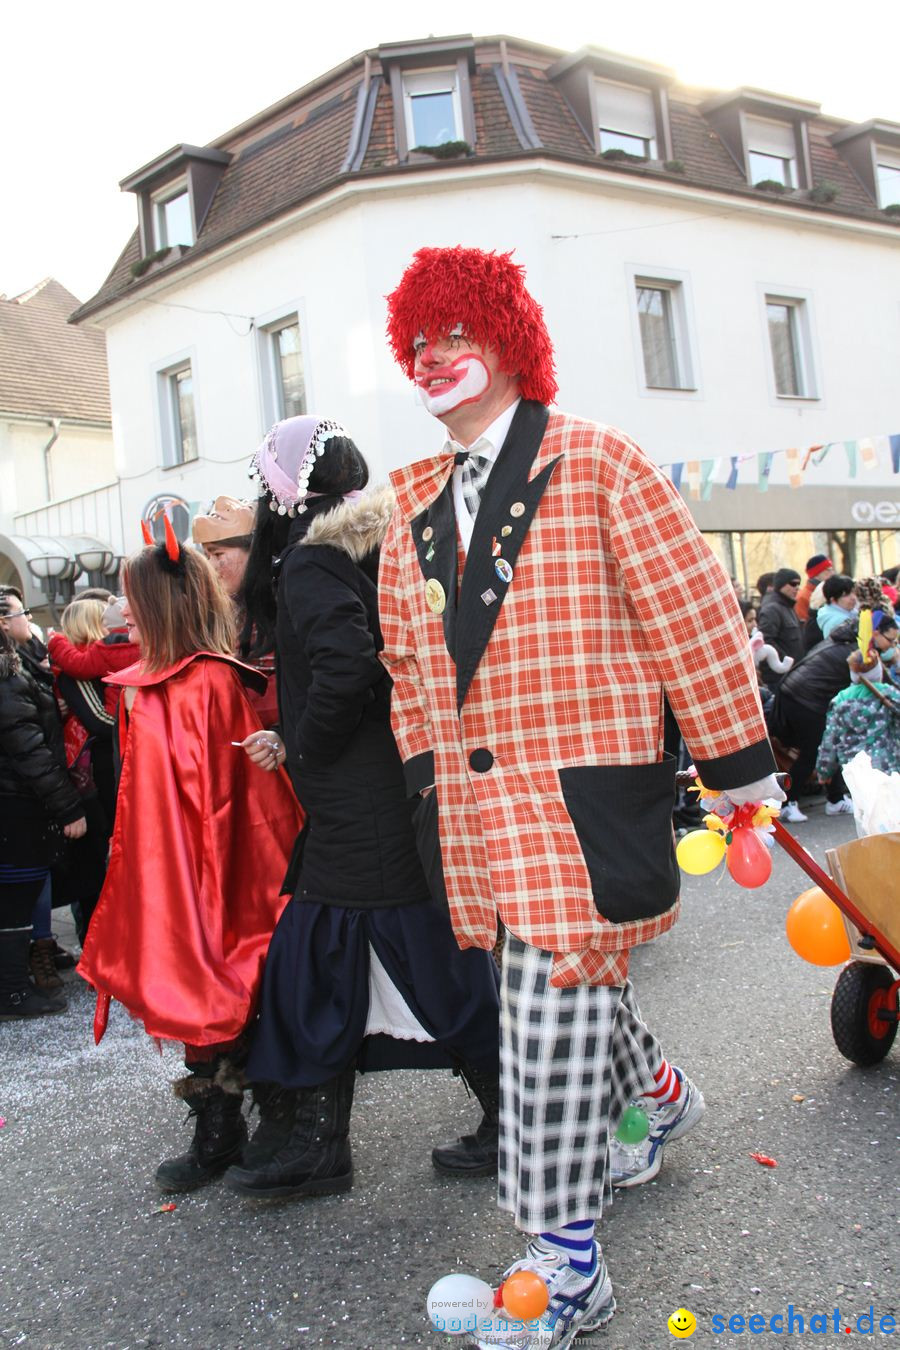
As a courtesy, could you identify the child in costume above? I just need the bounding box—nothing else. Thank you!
[77,523,302,1191]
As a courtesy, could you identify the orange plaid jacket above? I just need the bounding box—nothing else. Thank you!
[379,402,775,986]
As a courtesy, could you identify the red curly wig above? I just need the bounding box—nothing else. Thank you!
[386,246,558,406]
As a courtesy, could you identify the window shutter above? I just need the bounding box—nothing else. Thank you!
[595,79,656,140]
[745,116,796,158]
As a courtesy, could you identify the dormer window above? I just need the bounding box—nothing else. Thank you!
[403,68,463,149]
[746,116,797,187]
[153,183,194,248]
[595,78,657,158]
[876,151,900,207]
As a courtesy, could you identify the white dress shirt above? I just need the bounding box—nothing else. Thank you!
[444,398,521,555]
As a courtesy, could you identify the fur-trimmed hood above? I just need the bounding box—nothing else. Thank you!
[0,642,22,681]
[300,486,396,562]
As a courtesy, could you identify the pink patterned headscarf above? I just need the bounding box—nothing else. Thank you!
[249,415,349,516]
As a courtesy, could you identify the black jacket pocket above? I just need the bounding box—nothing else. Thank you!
[558,757,679,924]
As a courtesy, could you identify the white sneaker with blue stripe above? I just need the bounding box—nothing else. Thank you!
[609,1068,705,1189]
[467,1238,616,1348]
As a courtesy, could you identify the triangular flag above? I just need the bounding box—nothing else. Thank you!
[757,452,774,492]
[726,457,739,490]
[686,460,701,500]
[890,434,900,474]
[700,459,717,500]
[858,437,879,471]
[785,447,805,489]
[844,440,858,477]
[670,462,684,491]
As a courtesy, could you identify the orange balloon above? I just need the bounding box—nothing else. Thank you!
[501,1270,550,1320]
[785,886,851,967]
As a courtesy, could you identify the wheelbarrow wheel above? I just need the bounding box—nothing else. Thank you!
[830,962,897,1066]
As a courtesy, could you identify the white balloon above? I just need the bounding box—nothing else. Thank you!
[426,1273,494,1336]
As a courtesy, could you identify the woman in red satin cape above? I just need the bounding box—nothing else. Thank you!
[77,533,303,1192]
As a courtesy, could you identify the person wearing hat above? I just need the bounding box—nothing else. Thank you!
[379,245,782,1348]
[757,568,805,684]
[192,496,277,726]
[795,554,834,624]
[191,496,256,599]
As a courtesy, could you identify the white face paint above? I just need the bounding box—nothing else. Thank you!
[415,353,492,416]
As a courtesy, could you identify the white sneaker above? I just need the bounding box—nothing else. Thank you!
[825,797,854,815]
[467,1239,616,1348]
[780,801,808,823]
[610,1069,705,1188]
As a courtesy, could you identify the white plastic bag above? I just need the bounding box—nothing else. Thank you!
[842,751,900,836]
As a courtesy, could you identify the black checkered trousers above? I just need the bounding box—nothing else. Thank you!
[498,934,664,1232]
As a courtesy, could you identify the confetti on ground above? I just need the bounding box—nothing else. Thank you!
[155,1202,177,1213]
[749,1152,778,1168]
[0,1117,6,1128]
[792,1094,806,1102]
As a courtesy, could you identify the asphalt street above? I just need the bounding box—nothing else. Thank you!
[1,803,896,1350]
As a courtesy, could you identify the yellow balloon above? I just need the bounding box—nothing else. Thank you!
[676,829,727,875]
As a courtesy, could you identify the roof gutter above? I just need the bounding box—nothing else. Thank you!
[42,418,61,501]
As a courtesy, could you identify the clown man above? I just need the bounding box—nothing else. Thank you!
[378,246,783,1349]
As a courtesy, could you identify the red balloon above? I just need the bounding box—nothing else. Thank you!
[726,826,772,889]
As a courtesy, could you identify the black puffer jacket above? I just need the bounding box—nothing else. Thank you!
[0,644,83,823]
[775,617,859,714]
[275,487,430,909]
[758,589,805,671]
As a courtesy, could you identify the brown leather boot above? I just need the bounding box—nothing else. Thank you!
[29,938,64,992]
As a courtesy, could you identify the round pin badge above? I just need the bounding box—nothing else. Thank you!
[422,526,434,542]
[495,558,513,584]
[424,579,446,614]
[510,502,525,518]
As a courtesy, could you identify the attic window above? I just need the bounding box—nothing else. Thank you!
[595,78,657,158]
[153,184,194,248]
[876,150,900,207]
[403,69,463,148]
[746,116,797,187]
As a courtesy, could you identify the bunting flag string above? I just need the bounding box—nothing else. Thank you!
[658,429,900,496]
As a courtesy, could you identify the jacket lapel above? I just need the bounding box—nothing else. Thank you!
[456,400,559,710]
[410,485,459,662]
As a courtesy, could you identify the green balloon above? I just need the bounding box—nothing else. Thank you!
[615,1106,650,1144]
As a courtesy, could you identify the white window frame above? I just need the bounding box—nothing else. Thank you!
[155,352,200,468]
[624,265,700,398]
[255,301,311,432]
[745,116,797,188]
[759,288,820,403]
[151,179,194,249]
[593,78,658,159]
[875,149,900,207]
[402,68,463,149]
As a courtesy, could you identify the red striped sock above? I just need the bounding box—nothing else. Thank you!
[646,1059,681,1106]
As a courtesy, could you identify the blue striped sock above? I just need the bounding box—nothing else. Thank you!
[539,1220,596,1276]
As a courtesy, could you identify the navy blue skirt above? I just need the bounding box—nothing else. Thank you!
[247,894,500,1088]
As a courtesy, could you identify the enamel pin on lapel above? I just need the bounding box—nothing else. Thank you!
[425,579,446,615]
[491,536,502,558]
[510,502,525,518]
[495,558,513,584]
[501,525,512,537]
[422,526,434,541]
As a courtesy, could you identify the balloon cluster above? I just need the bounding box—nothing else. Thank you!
[426,1269,550,1338]
[675,779,779,889]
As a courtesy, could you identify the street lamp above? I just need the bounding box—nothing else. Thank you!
[27,553,83,621]
[75,546,116,587]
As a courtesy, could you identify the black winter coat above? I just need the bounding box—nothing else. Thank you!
[758,589,805,677]
[275,489,430,909]
[774,617,859,714]
[0,644,83,837]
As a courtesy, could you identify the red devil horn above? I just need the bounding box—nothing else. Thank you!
[141,520,154,546]
[163,513,181,564]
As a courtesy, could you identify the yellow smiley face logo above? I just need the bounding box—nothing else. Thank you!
[668,1308,697,1338]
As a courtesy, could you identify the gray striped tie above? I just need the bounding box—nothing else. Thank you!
[460,452,492,520]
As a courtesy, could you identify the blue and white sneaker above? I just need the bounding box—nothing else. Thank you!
[467,1238,615,1348]
[609,1068,705,1189]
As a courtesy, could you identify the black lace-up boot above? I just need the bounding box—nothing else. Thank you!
[224,1068,355,1199]
[155,1062,247,1192]
[431,1061,500,1177]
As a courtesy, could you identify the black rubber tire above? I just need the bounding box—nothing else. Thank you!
[830,962,897,1066]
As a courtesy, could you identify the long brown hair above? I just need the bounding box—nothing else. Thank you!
[122,545,235,673]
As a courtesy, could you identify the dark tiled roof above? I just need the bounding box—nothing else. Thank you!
[73,37,900,324]
[0,279,110,422]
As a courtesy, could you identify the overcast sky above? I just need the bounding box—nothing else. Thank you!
[4,0,897,304]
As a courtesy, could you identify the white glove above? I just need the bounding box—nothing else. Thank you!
[722,774,786,805]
